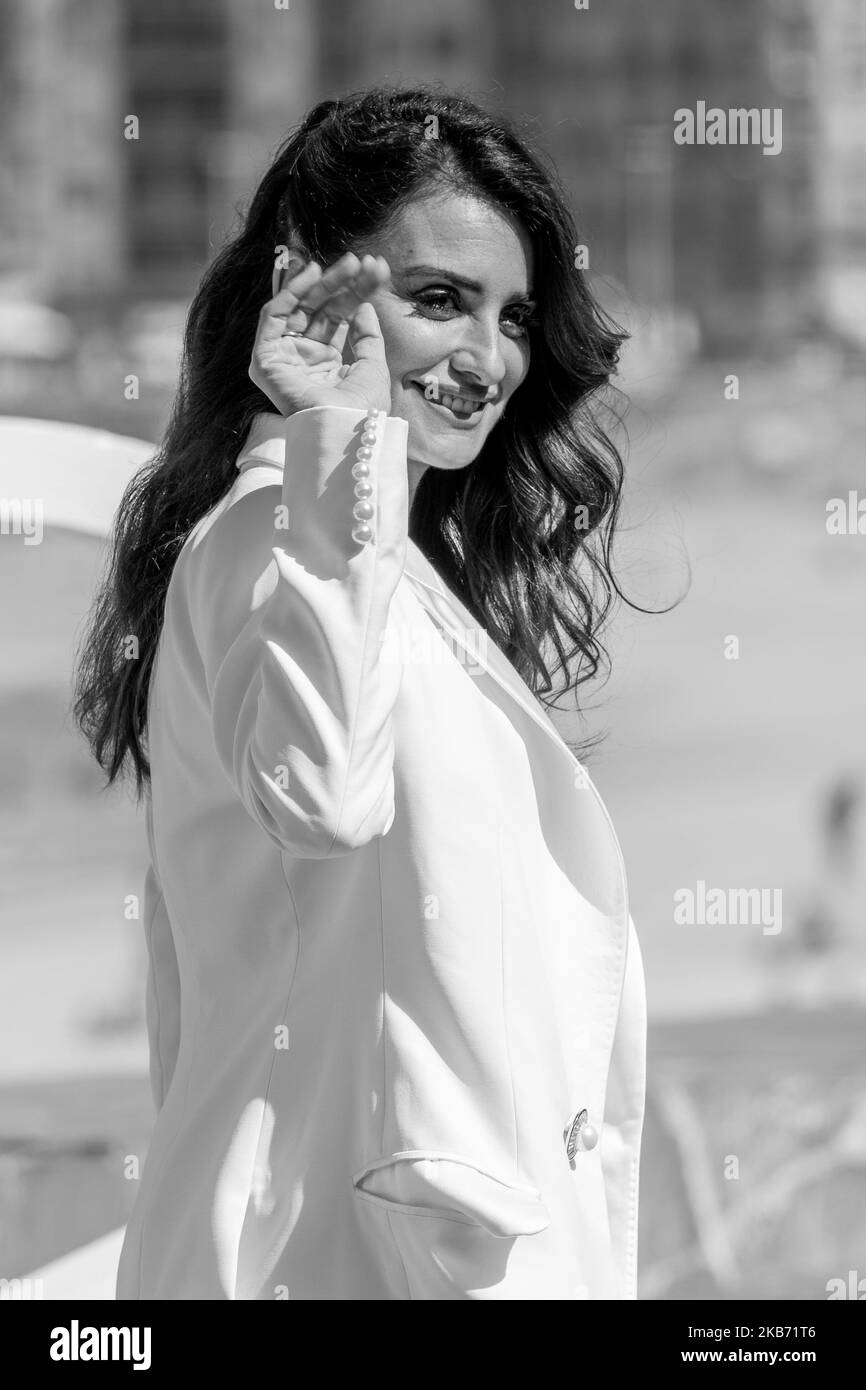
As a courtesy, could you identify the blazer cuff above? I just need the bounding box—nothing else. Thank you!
[279,406,409,575]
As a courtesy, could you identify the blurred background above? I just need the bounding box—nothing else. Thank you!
[1,0,865,1299]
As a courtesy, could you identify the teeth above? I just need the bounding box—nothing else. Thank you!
[440,392,478,415]
[414,382,486,416]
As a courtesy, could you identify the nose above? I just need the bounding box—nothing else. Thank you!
[448,315,508,395]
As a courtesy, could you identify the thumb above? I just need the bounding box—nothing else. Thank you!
[347,301,387,365]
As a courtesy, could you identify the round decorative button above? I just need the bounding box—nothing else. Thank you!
[351,523,373,543]
[564,1108,598,1162]
[353,479,373,499]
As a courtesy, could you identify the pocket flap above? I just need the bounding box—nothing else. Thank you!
[352,1151,551,1237]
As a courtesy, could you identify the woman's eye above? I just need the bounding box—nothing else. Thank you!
[501,307,537,339]
[411,288,460,317]
[410,288,537,338]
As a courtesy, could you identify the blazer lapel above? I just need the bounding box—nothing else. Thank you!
[403,541,584,777]
[402,541,630,929]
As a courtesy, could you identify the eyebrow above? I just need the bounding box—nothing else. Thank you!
[399,263,535,302]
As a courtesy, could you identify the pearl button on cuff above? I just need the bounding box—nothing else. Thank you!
[351,407,382,545]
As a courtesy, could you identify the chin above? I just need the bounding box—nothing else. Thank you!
[408,437,482,472]
[400,404,499,473]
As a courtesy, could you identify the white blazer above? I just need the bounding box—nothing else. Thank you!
[115,405,647,1301]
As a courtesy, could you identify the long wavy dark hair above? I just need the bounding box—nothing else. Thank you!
[73,84,633,798]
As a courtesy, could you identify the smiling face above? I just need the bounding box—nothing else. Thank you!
[356,189,535,487]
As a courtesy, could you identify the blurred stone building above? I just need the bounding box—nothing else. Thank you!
[0,0,862,351]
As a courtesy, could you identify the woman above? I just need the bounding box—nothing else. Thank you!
[74,86,646,1301]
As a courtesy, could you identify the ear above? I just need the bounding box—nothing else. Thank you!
[271,245,308,298]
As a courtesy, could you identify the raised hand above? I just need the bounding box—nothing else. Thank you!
[249,252,393,419]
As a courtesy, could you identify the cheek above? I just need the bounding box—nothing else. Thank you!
[369,301,426,378]
[506,342,531,394]
[367,298,532,397]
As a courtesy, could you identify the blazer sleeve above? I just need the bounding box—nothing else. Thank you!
[189,404,409,859]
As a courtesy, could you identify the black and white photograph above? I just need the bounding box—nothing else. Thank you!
[0,0,864,1330]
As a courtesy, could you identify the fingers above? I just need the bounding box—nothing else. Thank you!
[302,253,391,344]
[328,320,350,355]
[258,250,391,352]
[257,260,324,345]
[346,300,386,364]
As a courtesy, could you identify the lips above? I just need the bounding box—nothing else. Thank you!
[410,381,491,420]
